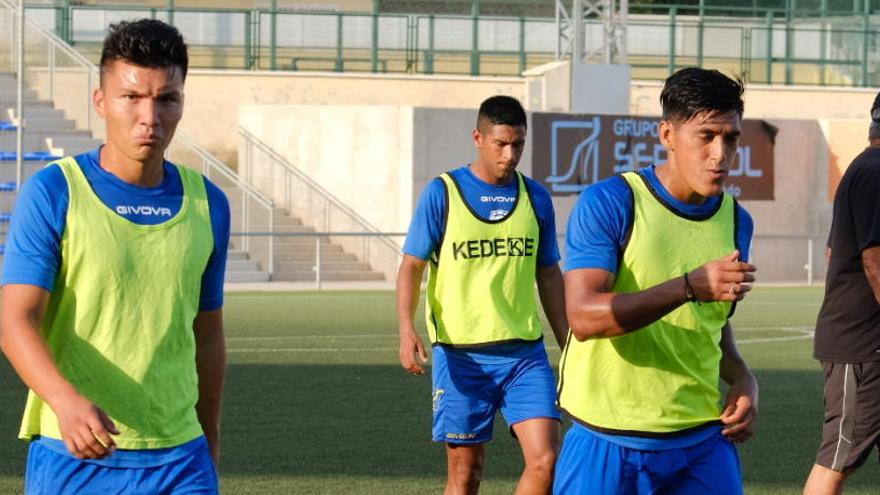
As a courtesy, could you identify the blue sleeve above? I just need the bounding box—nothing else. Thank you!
[1,164,68,291]
[402,178,447,261]
[199,178,230,311]
[526,178,561,267]
[564,176,633,273]
[735,203,754,263]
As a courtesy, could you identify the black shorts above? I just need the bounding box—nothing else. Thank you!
[816,361,880,472]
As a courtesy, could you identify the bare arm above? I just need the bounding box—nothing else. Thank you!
[397,254,429,375]
[565,251,756,341]
[193,308,226,466]
[718,321,758,443]
[535,264,568,348]
[862,246,880,304]
[0,284,118,459]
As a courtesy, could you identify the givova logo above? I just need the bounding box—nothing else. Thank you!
[116,205,173,217]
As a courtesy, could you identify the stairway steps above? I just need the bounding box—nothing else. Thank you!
[271,270,385,282]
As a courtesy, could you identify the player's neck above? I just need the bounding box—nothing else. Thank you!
[99,144,165,187]
[654,162,709,205]
[469,162,515,186]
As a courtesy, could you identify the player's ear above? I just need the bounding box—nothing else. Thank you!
[658,119,674,151]
[472,127,483,149]
[93,86,106,119]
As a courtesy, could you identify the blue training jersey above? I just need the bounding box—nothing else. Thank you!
[404,165,560,363]
[2,148,230,467]
[564,164,754,449]
[403,165,560,266]
[2,147,230,310]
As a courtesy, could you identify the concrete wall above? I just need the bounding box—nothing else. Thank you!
[184,71,524,166]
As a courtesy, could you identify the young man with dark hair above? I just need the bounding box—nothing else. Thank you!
[0,19,228,494]
[398,95,568,494]
[555,67,758,494]
[803,92,880,495]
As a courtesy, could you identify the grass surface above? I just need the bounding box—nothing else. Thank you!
[2,287,880,493]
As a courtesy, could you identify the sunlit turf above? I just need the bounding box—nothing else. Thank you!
[2,286,879,494]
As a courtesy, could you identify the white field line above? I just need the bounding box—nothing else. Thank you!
[226,327,814,353]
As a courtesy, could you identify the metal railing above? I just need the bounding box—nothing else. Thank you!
[7,2,880,85]
[0,0,277,277]
[239,128,402,281]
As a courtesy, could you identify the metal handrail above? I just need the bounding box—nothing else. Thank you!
[238,127,401,254]
[174,132,274,208]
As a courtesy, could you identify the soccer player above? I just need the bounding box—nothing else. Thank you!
[803,93,880,495]
[397,95,568,494]
[555,68,758,494]
[0,20,229,494]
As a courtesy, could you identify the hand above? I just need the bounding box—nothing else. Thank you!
[688,251,756,302]
[399,327,429,375]
[720,374,758,443]
[52,392,120,459]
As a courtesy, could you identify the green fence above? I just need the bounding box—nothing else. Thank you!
[18,2,880,86]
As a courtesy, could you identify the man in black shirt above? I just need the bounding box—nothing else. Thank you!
[804,93,880,494]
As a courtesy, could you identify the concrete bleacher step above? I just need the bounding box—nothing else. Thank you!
[277,260,375,272]
[0,98,50,108]
[12,107,66,120]
[227,249,249,261]
[20,118,76,131]
[272,270,385,282]
[0,161,54,181]
[0,89,39,101]
[227,259,260,271]
[226,270,271,283]
[272,246,354,261]
[0,133,102,154]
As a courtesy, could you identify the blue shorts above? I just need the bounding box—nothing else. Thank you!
[431,343,560,444]
[554,423,743,495]
[25,436,219,495]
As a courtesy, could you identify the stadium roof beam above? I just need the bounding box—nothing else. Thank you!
[556,0,627,65]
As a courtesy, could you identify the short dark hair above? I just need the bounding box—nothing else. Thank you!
[869,121,880,141]
[660,67,744,123]
[477,95,527,130]
[99,19,188,84]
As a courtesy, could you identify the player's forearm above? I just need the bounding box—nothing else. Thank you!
[719,322,755,387]
[536,264,568,348]
[396,257,426,335]
[1,319,82,409]
[0,291,82,411]
[567,276,688,340]
[193,311,226,464]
